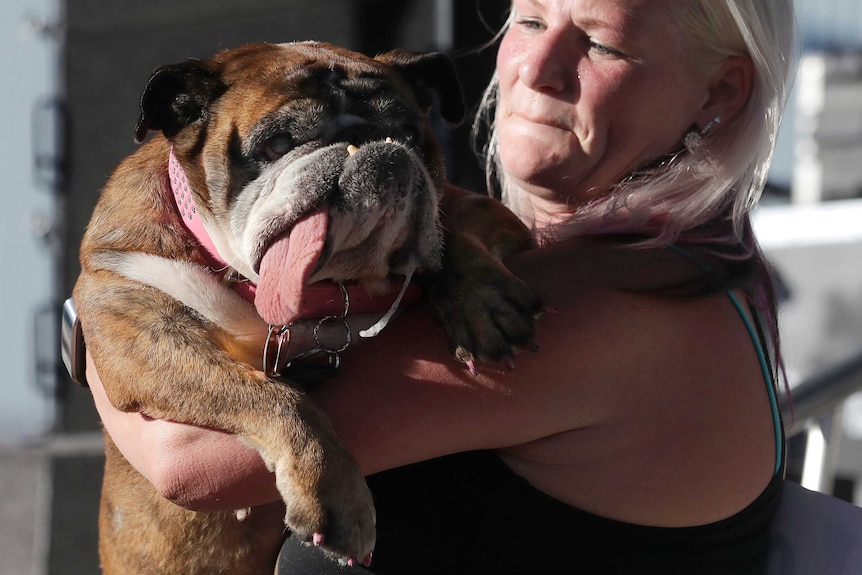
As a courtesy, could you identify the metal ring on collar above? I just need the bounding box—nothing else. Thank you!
[313,315,352,354]
[337,282,350,317]
[315,282,352,354]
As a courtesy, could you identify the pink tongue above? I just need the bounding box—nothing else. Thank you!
[255,208,328,325]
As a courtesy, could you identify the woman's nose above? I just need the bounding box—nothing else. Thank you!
[518,31,576,94]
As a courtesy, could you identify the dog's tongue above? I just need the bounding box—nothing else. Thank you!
[255,208,328,325]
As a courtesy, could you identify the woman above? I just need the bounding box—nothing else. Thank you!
[87,0,796,572]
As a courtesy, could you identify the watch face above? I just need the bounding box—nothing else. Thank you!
[61,298,88,388]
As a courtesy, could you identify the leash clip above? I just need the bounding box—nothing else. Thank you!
[264,283,352,374]
[263,324,291,376]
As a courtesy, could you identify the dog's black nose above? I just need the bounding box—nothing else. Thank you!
[330,114,377,144]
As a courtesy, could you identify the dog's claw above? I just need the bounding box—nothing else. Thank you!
[346,554,373,568]
[504,356,516,370]
[466,359,478,377]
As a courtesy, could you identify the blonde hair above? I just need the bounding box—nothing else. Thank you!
[474,0,797,246]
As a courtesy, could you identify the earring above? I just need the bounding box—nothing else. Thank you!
[684,116,721,152]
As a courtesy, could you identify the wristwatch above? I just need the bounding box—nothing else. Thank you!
[60,298,88,387]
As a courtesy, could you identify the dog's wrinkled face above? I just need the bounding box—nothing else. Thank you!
[135,41,464,325]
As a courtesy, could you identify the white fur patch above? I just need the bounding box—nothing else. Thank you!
[97,251,267,344]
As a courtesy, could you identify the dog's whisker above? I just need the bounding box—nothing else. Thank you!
[222,267,252,284]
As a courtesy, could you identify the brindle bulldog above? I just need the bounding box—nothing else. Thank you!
[73,41,540,574]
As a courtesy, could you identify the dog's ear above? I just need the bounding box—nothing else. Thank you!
[376,49,466,125]
[134,60,225,144]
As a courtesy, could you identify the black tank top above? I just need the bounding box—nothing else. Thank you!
[278,449,783,574]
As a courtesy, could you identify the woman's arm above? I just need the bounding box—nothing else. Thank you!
[86,250,572,509]
[87,240,706,511]
[87,352,280,510]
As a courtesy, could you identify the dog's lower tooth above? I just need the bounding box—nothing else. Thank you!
[385,137,393,143]
[347,144,359,156]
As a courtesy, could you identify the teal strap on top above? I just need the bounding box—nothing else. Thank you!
[726,290,784,476]
[667,245,784,476]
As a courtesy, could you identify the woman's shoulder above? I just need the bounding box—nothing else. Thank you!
[503,239,766,415]
[499,244,777,523]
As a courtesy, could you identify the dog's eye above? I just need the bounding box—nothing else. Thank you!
[263,135,294,161]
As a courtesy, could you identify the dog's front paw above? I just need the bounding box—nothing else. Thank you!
[273,444,376,566]
[426,233,543,373]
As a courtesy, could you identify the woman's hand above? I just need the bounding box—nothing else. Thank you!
[87,350,281,511]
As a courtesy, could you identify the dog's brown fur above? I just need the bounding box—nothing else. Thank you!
[74,42,540,574]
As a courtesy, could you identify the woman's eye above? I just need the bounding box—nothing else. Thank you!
[589,39,622,57]
[263,135,293,161]
[516,17,546,31]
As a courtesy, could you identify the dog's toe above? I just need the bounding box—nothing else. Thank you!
[278,462,376,564]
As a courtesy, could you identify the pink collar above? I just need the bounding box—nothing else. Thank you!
[167,147,420,318]
[168,147,258,302]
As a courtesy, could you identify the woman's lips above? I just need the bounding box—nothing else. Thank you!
[507,108,573,131]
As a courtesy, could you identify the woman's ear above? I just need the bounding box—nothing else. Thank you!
[699,55,754,129]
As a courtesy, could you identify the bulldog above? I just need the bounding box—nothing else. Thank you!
[72,41,540,574]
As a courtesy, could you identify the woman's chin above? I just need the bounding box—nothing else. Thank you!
[499,139,585,187]
[500,156,582,193]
